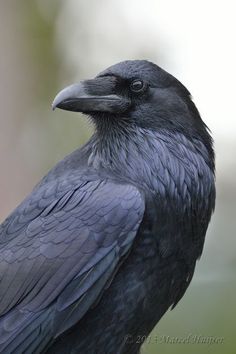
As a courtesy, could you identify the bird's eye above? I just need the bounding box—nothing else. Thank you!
[130,79,144,92]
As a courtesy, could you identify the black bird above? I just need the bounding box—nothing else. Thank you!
[0,60,215,354]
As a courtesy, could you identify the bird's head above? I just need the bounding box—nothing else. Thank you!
[52,60,212,155]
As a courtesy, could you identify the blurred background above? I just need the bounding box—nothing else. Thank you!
[0,1,235,353]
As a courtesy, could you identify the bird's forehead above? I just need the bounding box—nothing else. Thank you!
[97,60,159,80]
[97,60,175,89]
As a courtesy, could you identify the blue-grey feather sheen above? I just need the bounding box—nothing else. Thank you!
[87,126,215,212]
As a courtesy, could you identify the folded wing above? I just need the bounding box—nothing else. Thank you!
[0,177,145,352]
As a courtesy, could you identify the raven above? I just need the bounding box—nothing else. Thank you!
[0,60,215,354]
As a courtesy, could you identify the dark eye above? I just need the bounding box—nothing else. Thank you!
[130,79,144,92]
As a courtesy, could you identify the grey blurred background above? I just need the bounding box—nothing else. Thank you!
[0,1,235,353]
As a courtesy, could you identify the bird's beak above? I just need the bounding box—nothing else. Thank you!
[52,78,130,114]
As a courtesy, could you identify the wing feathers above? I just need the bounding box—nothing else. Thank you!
[0,178,145,352]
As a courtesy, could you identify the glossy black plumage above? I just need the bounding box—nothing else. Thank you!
[0,60,215,354]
